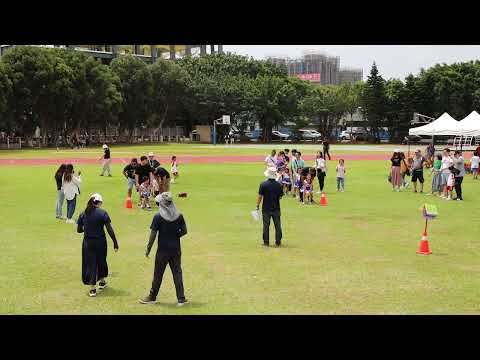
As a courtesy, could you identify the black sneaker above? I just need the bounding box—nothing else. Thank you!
[177,299,189,307]
[89,289,97,297]
[263,243,269,247]
[275,243,281,248]
[98,280,107,290]
[139,295,157,304]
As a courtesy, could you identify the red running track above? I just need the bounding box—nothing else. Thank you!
[0,153,472,166]
[0,154,392,166]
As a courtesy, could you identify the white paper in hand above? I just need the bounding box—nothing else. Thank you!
[251,210,260,221]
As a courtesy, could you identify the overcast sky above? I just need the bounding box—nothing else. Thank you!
[224,45,480,81]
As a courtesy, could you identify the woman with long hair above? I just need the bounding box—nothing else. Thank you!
[62,164,82,223]
[315,151,327,194]
[390,150,402,192]
[77,194,119,297]
[54,164,67,219]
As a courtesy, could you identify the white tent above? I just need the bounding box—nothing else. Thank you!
[409,112,459,136]
[457,111,480,136]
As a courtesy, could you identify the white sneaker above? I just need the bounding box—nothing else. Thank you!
[66,219,75,224]
[446,197,451,201]
[316,191,321,194]
[404,182,409,188]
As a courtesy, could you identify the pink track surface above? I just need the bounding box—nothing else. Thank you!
[0,153,472,166]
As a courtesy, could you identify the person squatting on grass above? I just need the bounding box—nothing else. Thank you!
[77,193,119,298]
[123,158,138,199]
[62,164,82,223]
[171,156,179,183]
[55,164,67,219]
[257,167,284,247]
[99,144,112,177]
[336,159,346,192]
[140,192,188,306]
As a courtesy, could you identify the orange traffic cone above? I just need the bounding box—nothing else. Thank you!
[125,197,133,209]
[320,192,327,206]
[416,231,432,255]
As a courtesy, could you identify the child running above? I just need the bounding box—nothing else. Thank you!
[171,156,179,183]
[139,179,152,210]
[336,159,346,192]
[303,173,314,205]
[471,152,479,180]
[281,168,292,195]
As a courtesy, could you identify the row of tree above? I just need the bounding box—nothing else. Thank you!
[1,46,480,144]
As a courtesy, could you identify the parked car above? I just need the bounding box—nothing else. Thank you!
[299,129,322,142]
[271,130,290,141]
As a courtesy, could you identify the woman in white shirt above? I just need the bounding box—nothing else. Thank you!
[440,149,453,198]
[314,151,327,194]
[63,164,82,223]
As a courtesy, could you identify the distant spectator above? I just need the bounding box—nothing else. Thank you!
[411,149,426,193]
[63,164,82,223]
[471,151,480,180]
[99,144,111,177]
[54,164,67,219]
[148,152,160,170]
[323,140,331,160]
[390,150,402,192]
[453,150,465,201]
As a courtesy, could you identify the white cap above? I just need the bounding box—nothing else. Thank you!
[148,152,154,157]
[394,148,400,153]
[102,144,108,149]
[90,193,103,202]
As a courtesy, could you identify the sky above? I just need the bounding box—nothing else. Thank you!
[224,45,480,81]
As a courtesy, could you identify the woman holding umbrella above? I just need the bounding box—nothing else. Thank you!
[77,193,119,297]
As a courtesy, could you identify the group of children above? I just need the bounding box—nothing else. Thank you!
[265,148,346,205]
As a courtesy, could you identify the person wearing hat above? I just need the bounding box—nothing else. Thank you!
[140,192,188,306]
[77,193,119,298]
[147,152,160,170]
[256,167,284,247]
[99,144,112,177]
[411,148,426,193]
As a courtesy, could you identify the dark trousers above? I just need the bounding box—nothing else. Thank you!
[317,171,326,191]
[66,196,77,219]
[150,250,185,301]
[262,210,282,245]
[324,150,331,160]
[454,176,463,200]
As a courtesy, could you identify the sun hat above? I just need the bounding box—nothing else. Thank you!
[264,167,277,179]
[156,192,180,221]
[148,152,154,157]
[102,144,108,149]
[90,193,103,202]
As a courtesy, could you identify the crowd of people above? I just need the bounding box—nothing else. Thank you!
[263,148,345,205]
[389,145,471,201]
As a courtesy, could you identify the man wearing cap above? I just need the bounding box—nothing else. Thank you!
[148,152,160,170]
[256,167,284,247]
[140,192,188,306]
[411,149,426,193]
[99,144,112,177]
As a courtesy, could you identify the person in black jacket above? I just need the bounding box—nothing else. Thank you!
[55,164,67,219]
[77,193,119,297]
[140,192,188,306]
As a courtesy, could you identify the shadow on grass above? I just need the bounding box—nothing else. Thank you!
[99,287,130,297]
[153,301,205,309]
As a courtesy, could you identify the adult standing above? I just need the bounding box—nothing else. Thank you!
[140,192,188,306]
[265,150,277,168]
[390,150,402,192]
[99,144,112,177]
[315,151,327,194]
[123,158,138,199]
[77,193,119,298]
[256,167,284,247]
[411,149,426,193]
[292,151,305,175]
[440,148,454,199]
[453,150,465,201]
[148,152,160,170]
[63,164,82,223]
[323,139,331,160]
[55,164,67,219]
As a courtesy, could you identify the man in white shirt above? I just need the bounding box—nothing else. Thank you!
[265,150,277,168]
[440,148,453,198]
[471,152,480,180]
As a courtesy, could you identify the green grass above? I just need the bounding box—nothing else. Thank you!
[1,146,480,314]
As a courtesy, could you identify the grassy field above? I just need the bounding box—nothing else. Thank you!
[1,144,480,314]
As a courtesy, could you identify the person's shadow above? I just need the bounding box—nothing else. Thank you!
[154,301,205,309]
[99,287,130,297]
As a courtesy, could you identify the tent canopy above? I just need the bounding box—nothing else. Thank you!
[409,112,459,136]
[457,111,480,136]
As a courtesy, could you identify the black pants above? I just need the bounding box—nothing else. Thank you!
[454,176,463,200]
[262,210,282,246]
[150,250,185,301]
[324,150,331,160]
[317,171,326,191]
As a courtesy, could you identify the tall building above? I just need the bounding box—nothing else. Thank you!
[0,45,223,64]
[267,50,362,85]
